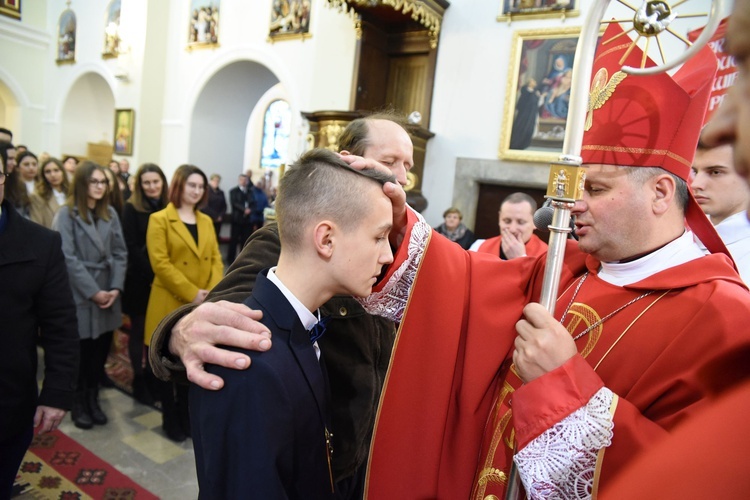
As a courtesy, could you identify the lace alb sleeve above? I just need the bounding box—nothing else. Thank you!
[357,208,431,323]
[514,387,616,500]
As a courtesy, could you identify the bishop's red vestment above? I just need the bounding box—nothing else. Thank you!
[360,208,750,499]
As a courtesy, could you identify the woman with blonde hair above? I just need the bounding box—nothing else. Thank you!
[145,164,223,441]
[53,162,127,430]
[30,157,69,228]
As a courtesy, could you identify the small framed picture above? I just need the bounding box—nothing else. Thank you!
[0,0,21,20]
[497,0,578,22]
[187,0,220,50]
[268,0,312,43]
[114,109,135,156]
[102,0,122,59]
[499,26,584,162]
[56,8,76,64]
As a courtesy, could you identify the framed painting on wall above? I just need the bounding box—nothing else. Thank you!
[56,8,76,64]
[497,0,578,22]
[268,0,312,42]
[102,0,122,59]
[114,109,134,156]
[187,0,220,50]
[499,26,585,163]
[0,0,21,20]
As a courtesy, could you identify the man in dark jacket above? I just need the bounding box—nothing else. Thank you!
[201,173,228,242]
[248,179,269,233]
[148,113,412,498]
[227,173,253,263]
[0,151,79,498]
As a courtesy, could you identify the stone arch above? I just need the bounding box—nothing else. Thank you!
[58,71,116,159]
[188,58,282,185]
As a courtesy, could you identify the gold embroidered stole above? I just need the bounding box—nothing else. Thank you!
[471,276,668,500]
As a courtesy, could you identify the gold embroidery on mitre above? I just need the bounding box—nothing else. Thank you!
[581,145,692,168]
[585,69,627,131]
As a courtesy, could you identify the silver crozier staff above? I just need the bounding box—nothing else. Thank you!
[505,0,725,498]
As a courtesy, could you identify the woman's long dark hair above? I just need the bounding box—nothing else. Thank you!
[68,161,111,224]
[129,163,169,212]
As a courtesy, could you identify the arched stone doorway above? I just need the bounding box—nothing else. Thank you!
[0,77,23,140]
[189,60,280,185]
[60,72,115,161]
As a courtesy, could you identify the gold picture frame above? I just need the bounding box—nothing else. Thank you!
[497,0,579,22]
[0,0,21,20]
[114,109,134,156]
[268,0,312,43]
[56,8,76,65]
[102,0,122,59]
[499,26,583,163]
[187,0,220,51]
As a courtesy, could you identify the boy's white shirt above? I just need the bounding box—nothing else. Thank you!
[267,266,322,360]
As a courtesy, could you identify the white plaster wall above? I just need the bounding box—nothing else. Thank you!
[42,1,130,159]
[421,0,729,227]
[0,0,355,176]
[0,6,50,148]
[158,0,357,179]
[59,73,115,156]
[0,0,733,223]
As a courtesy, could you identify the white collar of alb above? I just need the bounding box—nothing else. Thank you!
[598,231,704,286]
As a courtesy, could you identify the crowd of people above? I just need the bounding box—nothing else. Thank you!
[0,128,283,496]
[147,7,750,499]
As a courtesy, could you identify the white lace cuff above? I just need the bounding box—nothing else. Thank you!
[358,208,431,323]
[515,387,615,499]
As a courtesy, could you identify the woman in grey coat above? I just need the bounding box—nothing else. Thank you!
[53,162,127,430]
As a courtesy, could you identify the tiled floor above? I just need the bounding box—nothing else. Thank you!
[18,384,199,499]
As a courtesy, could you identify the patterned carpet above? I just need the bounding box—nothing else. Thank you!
[104,328,136,396]
[13,318,163,498]
[13,430,158,499]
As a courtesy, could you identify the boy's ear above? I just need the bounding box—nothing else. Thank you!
[313,221,335,258]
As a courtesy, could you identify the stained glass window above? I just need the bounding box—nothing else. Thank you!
[260,99,291,170]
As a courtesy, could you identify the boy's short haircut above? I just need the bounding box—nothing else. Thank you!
[276,148,396,252]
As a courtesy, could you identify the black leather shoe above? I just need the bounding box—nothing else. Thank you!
[87,389,108,425]
[72,393,93,430]
[162,423,187,443]
[132,375,155,406]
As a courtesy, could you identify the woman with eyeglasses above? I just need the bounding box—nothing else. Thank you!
[29,158,70,229]
[145,164,223,442]
[52,161,127,430]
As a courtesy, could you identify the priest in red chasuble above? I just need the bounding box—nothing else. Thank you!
[360,22,750,499]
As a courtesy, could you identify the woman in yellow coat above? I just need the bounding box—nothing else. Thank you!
[145,164,223,441]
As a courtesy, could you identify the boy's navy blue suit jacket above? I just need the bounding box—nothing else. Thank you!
[190,269,335,499]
